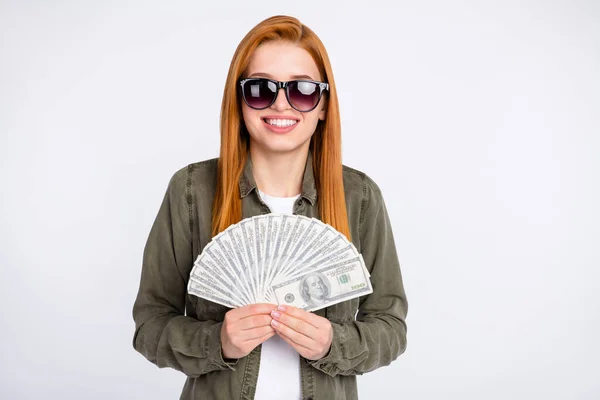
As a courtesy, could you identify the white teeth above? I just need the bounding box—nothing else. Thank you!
[265,118,298,127]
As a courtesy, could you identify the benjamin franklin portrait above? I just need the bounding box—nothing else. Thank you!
[300,272,330,307]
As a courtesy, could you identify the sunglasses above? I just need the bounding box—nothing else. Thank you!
[239,78,329,112]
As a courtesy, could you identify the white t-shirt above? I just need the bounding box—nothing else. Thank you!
[254,189,302,400]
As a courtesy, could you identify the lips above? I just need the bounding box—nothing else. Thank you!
[261,115,300,134]
[263,118,298,127]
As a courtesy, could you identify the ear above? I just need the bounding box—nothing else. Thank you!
[318,99,327,121]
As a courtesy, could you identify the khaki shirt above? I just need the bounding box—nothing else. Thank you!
[132,152,408,400]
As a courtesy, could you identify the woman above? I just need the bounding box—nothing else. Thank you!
[132,15,408,400]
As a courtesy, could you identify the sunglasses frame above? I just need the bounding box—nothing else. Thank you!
[239,78,329,112]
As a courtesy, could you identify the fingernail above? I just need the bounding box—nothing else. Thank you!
[271,311,281,318]
[271,319,279,327]
[277,305,287,312]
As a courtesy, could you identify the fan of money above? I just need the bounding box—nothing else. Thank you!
[187,214,372,312]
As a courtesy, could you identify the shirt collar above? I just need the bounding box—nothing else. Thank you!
[239,151,317,206]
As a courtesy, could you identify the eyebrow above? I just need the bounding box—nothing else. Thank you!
[248,72,317,80]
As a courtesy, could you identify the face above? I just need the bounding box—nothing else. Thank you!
[241,41,326,157]
[305,275,326,300]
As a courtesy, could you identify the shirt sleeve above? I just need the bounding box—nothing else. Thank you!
[308,174,408,377]
[132,168,237,378]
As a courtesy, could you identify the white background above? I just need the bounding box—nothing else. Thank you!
[1,1,599,399]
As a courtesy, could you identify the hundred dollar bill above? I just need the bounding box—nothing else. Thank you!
[278,224,344,278]
[266,216,317,293]
[188,280,237,309]
[227,225,258,302]
[262,214,282,299]
[239,218,260,301]
[192,253,246,307]
[214,230,256,303]
[265,223,348,301]
[285,217,320,262]
[203,242,253,305]
[271,256,373,312]
[262,215,313,302]
[271,216,311,279]
[189,275,240,308]
[253,215,269,301]
[265,239,362,302]
[287,243,361,278]
[264,214,295,293]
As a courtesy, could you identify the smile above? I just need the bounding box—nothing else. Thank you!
[263,118,299,127]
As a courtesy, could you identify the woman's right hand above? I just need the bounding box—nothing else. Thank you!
[220,303,276,359]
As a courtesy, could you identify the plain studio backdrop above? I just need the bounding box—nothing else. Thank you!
[1,1,599,399]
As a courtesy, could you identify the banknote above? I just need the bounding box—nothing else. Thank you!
[188,280,238,308]
[187,214,373,309]
[271,255,373,312]
[213,230,256,303]
[202,242,253,305]
[191,252,247,306]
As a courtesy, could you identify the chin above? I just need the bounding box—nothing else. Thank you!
[255,138,311,155]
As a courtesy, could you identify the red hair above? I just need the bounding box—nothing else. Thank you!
[212,15,350,241]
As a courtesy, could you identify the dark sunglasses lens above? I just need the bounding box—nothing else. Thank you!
[288,81,320,111]
[243,79,277,109]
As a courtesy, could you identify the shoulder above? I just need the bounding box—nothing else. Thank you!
[166,157,219,195]
[342,163,384,202]
[341,163,387,233]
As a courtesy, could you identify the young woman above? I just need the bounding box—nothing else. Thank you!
[132,15,408,400]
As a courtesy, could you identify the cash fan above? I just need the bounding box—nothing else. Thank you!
[187,214,372,312]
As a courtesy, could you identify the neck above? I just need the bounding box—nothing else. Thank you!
[249,145,308,197]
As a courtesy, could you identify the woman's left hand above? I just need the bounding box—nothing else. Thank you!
[270,305,333,360]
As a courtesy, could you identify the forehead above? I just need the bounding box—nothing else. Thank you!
[245,41,322,81]
[305,275,320,284]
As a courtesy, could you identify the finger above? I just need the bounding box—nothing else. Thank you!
[227,303,277,320]
[276,305,322,328]
[237,314,273,330]
[276,330,312,355]
[270,318,314,349]
[245,330,276,349]
[241,325,275,341]
[271,309,318,340]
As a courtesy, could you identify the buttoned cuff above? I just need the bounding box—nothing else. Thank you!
[307,322,343,377]
[205,322,238,371]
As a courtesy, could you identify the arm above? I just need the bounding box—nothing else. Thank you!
[132,168,235,378]
[308,175,408,377]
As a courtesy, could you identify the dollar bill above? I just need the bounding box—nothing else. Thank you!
[262,215,279,299]
[288,243,361,278]
[191,252,246,306]
[253,215,269,300]
[271,256,373,312]
[282,224,343,275]
[271,216,312,278]
[264,214,298,297]
[188,214,373,308]
[239,218,260,300]
[214,230,256,303]
[188,280,238,309]
[203,242,253,305]
[227,225,258,302]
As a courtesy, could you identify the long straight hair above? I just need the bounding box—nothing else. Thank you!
[212,15,350,240]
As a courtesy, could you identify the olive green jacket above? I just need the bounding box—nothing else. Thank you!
[132,153,408,400]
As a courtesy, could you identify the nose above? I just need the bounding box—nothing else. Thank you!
[270,88,290,111]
